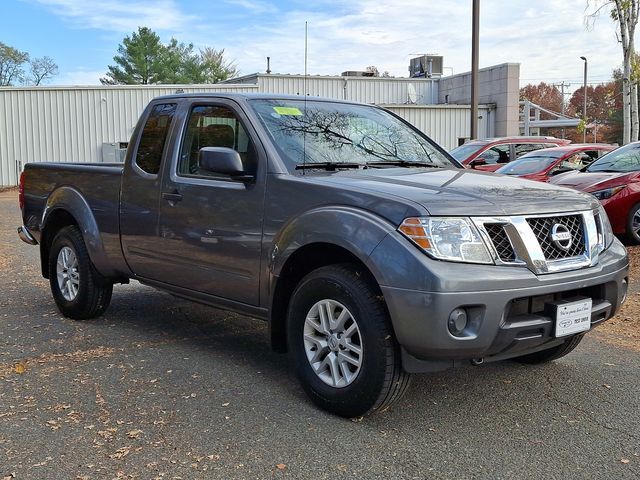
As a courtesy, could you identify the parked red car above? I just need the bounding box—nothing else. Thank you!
[550,141,640,243]
[449,136,571,172]
[495,144,615,182]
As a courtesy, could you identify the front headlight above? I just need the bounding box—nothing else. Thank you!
[591,185,626,200]
[596,204,615,249]
[398,217,493,264]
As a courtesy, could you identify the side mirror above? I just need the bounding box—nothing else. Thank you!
[470,158,486,168]
[198,147,253,181]
[550,167,572,176]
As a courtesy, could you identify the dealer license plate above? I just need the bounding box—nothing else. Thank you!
[554,299,592,338]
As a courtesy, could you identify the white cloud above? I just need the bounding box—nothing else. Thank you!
[225,0,277,14]
[30,0,197,32]
[55,68,104,85]
[193,0,626,88]
[30,0,629,88]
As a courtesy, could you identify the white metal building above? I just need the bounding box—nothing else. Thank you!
[0,76,497,186]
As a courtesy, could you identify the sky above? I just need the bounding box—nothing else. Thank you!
[1,0,631,89]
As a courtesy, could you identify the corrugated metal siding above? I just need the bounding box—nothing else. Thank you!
[0,81,494,185]
[256,75,437,105]
[0,84,258,185]
[385,105,493,150]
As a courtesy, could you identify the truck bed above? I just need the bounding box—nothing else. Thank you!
[22,162,127,278]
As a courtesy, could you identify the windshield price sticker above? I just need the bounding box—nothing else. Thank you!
[555,299,592,337]
[273,106,303,116]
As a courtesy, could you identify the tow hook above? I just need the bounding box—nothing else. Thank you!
[471,357,484,366]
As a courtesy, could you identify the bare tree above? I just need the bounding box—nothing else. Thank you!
[30,56,58,86]
[587,1,640,143]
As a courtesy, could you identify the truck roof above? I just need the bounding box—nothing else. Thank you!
[152,92,360,105]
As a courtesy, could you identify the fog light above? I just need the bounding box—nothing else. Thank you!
[448,308,468,337]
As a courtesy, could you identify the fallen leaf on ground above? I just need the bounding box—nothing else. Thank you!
[109,447,131,459]
[276,464,286,470]
[14,362,26,374]
[621,458,630,464]
[127,429,143,439]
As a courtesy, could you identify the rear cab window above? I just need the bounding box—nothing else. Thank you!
[134,103,177,175]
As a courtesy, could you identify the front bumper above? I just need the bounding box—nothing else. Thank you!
[378,239,628,372]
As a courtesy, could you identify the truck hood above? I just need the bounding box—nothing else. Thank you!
[310,167,599,216]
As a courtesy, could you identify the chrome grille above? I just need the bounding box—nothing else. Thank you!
[485,224,515,262]
[526,215,585,260]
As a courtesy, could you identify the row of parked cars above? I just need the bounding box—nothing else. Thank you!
[450,136,640,244]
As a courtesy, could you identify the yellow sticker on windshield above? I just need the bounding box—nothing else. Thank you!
[274,106,303,116]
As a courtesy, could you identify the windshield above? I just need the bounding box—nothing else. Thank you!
[249,99,456,171]
[449,143,485,161]
[496,151,560,175]
[587,143,640,172]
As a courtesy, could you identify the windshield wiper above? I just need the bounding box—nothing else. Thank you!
[366,160,440,168]
[295,162,363,170]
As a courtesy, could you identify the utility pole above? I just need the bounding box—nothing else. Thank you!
[553,81,569,138]
[471,0,480,139]
[580,56,588,143]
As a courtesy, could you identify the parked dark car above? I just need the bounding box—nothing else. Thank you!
[450,136,571,172]
[18,94,628,417]
[550,141,640,244]
[495,144,615,182]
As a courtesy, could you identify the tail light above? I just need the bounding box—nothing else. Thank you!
[18,171,25,211]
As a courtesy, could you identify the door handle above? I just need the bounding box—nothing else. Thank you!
[162,192,183,203]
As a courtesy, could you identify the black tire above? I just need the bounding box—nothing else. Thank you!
[513,335,583,364]
[624,203,640,245]
[287,264,411,418]
[48,225,113,320]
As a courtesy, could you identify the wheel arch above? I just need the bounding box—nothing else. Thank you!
[269,242,386,353]
[40,187,115,278]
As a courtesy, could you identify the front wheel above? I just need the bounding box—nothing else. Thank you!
[48,225,113,320]
[624,203,640,245]
[287,264,411,417]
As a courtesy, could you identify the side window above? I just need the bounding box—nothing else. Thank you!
[178,105,256,178]
[135,103,177,175]
[478,145,509,164]
[514,143,544,158]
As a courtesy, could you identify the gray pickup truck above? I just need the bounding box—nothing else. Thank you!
[18,93,628,417]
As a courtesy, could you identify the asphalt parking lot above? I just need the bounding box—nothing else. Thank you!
[1,189,639,480]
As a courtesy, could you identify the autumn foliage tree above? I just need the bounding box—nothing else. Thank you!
[519,82,564,118]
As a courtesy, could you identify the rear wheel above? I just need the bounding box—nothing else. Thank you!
[48,226,113,320]
[287,264,411,417]
[624,203,640,245]
[513,335,583,364]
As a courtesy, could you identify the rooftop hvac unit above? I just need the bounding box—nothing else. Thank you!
[409,55,443,78]
[341,70,375,77]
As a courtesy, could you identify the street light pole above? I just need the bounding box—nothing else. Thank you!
[471,0,480,139]
[580,56,588,143]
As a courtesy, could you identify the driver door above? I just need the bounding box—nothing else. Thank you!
[156,101,266,306]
